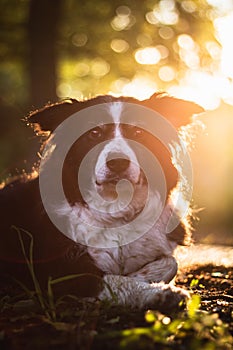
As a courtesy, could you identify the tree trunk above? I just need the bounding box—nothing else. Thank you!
[28,0,61,109]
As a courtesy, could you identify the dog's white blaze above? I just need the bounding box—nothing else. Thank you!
[109,102,123,138]
[109,102,123,124]
[95,102,141,184]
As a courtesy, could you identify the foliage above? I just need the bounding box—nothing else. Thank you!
[58,0,219,98]
[12,225,96,322]
[0,0,220,105]
[119,295,233,349]
[3,227,231,349]
[0,0,29,105]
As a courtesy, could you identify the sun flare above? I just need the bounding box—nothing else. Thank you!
[115,9,233,110]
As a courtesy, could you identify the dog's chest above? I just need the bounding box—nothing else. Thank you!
[87,226,176,275]
[86,206,177,275]
[57,198,177,275]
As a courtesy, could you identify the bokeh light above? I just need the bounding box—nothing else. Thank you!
[134,47,161,65]
[56,1,233,111]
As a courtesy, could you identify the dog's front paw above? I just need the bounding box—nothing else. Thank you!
[99,275,190,313]
[149,284,190,314]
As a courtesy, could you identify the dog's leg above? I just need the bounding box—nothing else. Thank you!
[128,255,178,283]
[99,275,189,313]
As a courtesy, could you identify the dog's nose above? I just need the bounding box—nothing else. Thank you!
[106,157,130,173]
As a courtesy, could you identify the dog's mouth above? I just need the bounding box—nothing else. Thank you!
[95,178,118,186]
[95,171,146,200]
[95,171,145,186]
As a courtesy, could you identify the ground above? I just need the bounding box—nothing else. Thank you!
[0,264,232,350]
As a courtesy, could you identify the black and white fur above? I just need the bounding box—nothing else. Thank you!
[0,93,203,313]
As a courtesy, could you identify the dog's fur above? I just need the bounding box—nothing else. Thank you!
[0,93,203,313]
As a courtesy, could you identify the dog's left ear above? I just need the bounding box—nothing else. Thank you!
[145,93,204,128]
[27,99,81,133]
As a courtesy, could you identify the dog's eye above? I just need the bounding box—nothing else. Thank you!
[89,128,103,140]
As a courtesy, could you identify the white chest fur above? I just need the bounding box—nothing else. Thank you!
[56,197,177,275]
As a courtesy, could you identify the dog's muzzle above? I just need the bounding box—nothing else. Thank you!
[95,156,145,200]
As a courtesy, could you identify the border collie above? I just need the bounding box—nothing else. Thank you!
[0,93,203,313]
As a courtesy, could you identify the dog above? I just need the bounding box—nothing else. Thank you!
[0,93,203,313]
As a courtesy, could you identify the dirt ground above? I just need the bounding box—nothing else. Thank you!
[0,264,232,350]
[177,264,233,334]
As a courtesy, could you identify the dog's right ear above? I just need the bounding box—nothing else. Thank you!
[27,99,81,133]
[145,93,204,128]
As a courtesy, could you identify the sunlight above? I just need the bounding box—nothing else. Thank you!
[168,71,233,110]
[119,9,233,110]
[91,58,110,77]
[215,13,233,79]
[121,74,158,100]
[111,39,129,53]
[111,6,135,31]
[57,2,233,110]
[134,47,161,65]
[158,66,176,82]
[145,0,179,26]
[207,0,233,12]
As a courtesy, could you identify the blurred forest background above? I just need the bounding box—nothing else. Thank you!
[0,0,233,244]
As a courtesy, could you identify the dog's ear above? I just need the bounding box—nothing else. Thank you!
[27,99,81,133]
[145,93,204,128]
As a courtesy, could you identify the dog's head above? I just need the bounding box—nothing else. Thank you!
[28,93,203,212]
